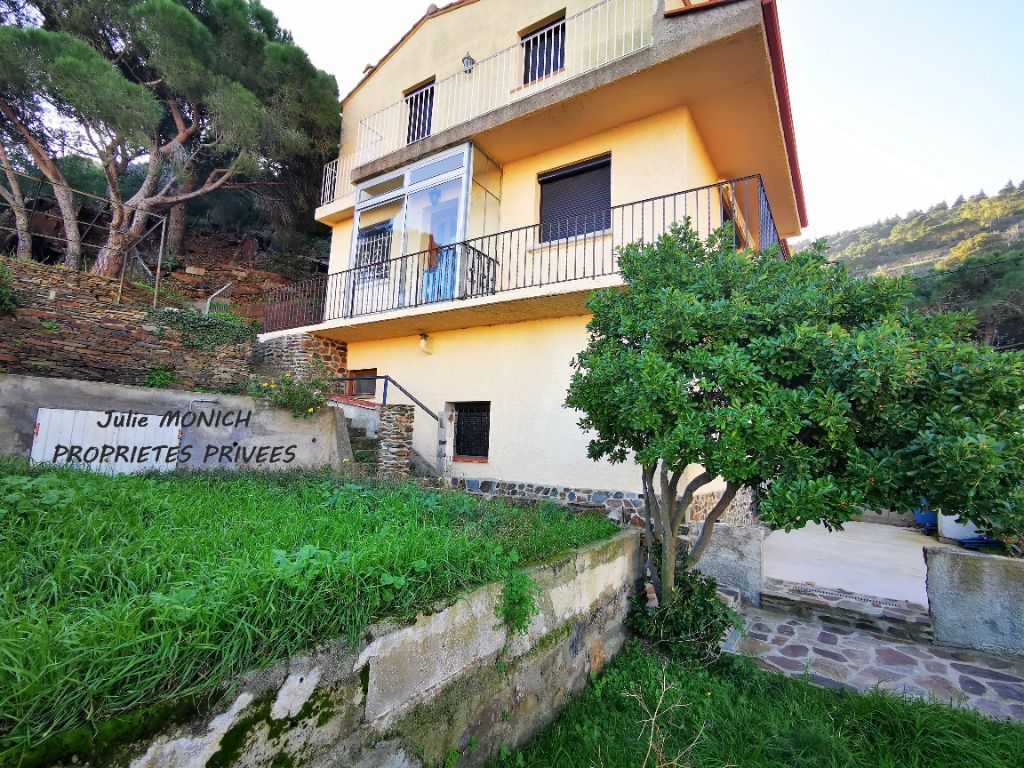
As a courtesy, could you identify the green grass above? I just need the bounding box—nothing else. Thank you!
[0,459,617,755]
[510,642,1024,768]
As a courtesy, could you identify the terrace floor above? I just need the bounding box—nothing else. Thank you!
[763,521,948,606]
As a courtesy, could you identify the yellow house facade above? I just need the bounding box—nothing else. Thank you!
[261,0,806,508]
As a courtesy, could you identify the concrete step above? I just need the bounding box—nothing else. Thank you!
[761,578,933,644]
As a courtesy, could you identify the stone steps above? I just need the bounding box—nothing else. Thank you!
[761,578,933,644]
[345,418,379,472]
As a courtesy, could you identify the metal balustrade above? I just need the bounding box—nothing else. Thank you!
[354,0,655,166]
[319,153,357,207]
[264,175,781,332]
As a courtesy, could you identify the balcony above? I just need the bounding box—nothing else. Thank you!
[264,175,780,336]
[319,153,357,209]
[354,0,655,168]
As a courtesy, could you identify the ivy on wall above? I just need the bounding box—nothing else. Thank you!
[147,309,258,351]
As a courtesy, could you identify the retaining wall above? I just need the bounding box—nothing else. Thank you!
[0,373,353,471]
[40,531,640,768]
[0,258,252,390]
[925,546,1024,654]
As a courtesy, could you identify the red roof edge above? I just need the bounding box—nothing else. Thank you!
[761,0,808,229]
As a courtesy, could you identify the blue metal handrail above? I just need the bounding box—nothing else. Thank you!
[334,375,438,421]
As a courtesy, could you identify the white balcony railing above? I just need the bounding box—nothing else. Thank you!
[319,153,357,208]
[355,0,654,166]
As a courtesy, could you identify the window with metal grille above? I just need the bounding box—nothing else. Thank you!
[406,81,434,144]
[453,402,490,460]
[539,154,611,242]
[349,368,377,397]
[354,221,392,281]
[522,17,566,84]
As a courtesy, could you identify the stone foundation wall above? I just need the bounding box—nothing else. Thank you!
[41,531,640,768]
[450,477,757,528]
[451,477,646,521]
[377,404,414,479]
[251,333,347,382]
[0,259,252,390]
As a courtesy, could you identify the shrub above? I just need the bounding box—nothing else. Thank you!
[143,365,177,389]
[495,568,541,636]
[247,358,334,418]
[147,308,258,350]
[0,263,17,316]
[627,567,742,667]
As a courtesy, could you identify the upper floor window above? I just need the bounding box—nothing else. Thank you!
[539,154,611,242]
[522,16,565,84]
[405,80,435,144]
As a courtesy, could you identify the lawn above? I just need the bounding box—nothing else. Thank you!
[0,459,617,755]
[510,642,1024,768]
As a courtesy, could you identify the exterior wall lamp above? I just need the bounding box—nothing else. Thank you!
[462,53,476,74]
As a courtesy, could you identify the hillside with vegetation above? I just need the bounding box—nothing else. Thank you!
[799,181,1024,349]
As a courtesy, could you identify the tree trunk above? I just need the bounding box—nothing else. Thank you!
[92,225,133,277]
[0,146,31,260]
[684,483,741,571]
[92,203,155,277]
[50,182,82,269]
[166,173,196,259]
[0,99,82,269]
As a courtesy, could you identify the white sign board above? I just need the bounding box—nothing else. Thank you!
[31,408,182,474]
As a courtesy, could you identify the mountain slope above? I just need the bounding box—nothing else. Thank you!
[805,182,1024,277]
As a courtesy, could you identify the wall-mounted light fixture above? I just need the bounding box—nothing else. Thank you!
[462,53,476,74]
[419,333,432,354]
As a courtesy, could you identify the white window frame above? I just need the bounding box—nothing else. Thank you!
[351,143,473,270]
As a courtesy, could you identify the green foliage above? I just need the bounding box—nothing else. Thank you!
[147,308,258,350]
[940,232,1006,267]
[0,264,17,316]
[508,642,1024,767]
[567,221,1024,543]
[38,319,56,333]
[143,365,177,389]
[247,360,333,418]
[0,458,617,757]
[627,569,742,666]
[495,569,541,636]
[912,249,1024,347]
[0,25,161,141]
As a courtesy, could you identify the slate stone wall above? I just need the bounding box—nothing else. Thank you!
[251,332,348,382]
[0,258,251,391]
[377,404,414,479]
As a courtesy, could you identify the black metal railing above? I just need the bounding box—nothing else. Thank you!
[263,175,780,332]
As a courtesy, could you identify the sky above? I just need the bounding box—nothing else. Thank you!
[262,0,1024,240]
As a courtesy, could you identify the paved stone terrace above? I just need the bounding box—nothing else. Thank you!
[724,605,1024,722]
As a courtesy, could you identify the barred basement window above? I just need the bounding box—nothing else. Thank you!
[453,402,490,461]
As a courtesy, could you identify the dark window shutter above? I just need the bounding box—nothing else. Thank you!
[539,155,611,241]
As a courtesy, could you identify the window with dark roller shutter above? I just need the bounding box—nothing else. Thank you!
[539,154,611,242]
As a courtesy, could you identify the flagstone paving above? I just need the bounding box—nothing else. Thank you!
[724,605,1024,722]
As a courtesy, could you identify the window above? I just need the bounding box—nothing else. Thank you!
[453,402,490,460]
[539,154,611,242]
[354,221,393,281]
[523,17,566,84]
[406,81,434,144]
[349,368,377,397]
